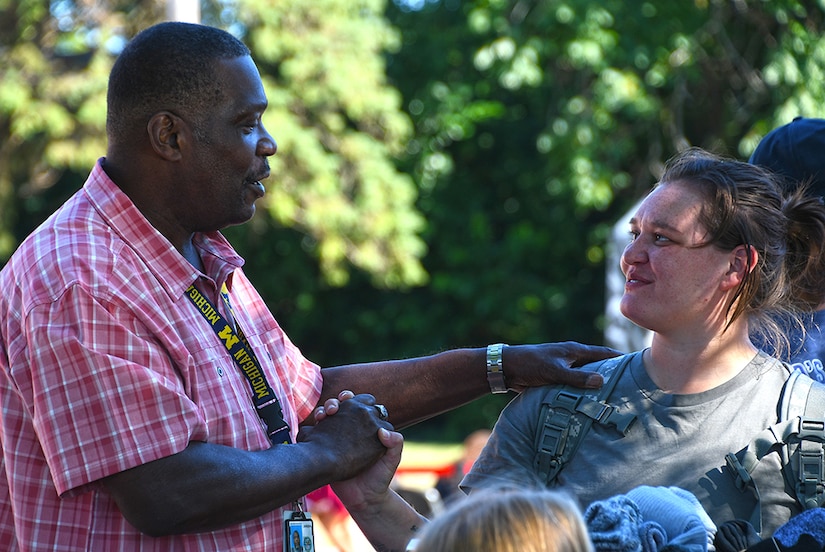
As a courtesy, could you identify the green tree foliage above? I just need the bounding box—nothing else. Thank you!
[1,0,105,255]
[1,0,824,441]
[333,0,825,438]
[0,0,427,289]
[239,0,428,288]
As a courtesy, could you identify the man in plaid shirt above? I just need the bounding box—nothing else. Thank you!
[0,22,613,552]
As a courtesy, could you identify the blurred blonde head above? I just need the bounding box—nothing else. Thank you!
[410,487,593,552]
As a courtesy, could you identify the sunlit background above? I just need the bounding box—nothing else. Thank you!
[2,2,824,547]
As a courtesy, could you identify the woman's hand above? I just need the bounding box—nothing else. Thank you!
[331,426,404,513]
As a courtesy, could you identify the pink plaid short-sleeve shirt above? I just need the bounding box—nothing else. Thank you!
[0,160,323,551]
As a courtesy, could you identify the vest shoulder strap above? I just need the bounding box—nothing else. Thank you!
[533,352,638,485]
[726,368,825,534]
[781,371,825,510]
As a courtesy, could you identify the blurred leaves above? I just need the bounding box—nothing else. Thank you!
[235,0,428,288]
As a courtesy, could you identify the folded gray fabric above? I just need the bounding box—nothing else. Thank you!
[585,495,644,552]
[585,486,716,552]
[627,486,716,552]
[638,520,668,551]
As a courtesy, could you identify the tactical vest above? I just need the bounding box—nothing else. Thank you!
[532,354,825,534]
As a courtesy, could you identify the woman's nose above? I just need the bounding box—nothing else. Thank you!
[621,237,647,266]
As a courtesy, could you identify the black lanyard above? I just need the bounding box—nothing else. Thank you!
[185,283,292,445]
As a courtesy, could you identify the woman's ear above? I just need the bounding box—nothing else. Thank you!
[146,111,187,161]
[721,244,758,291]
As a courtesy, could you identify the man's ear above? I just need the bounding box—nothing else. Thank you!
[721,244,758,291]
[147,111,187,161]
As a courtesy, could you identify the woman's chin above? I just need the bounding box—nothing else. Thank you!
[620,306,653,331]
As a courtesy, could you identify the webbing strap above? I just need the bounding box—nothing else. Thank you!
[727,372,825,535]
[780,370,813,421]
[725,451,763,533]
[779,371,825,512]
[535,400,574,481]
[575,396,637,434]
[797,419,825,509]
[726,418,795,534]
[534,353,638,485]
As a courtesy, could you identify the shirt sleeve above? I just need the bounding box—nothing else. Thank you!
[16,284,206,496]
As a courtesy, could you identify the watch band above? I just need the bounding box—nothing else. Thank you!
[486,343,508,394]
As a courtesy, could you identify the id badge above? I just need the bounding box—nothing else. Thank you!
[284,509,314,552]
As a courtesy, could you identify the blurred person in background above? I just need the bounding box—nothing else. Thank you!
[435,428,491,504]
[748,116,825,383]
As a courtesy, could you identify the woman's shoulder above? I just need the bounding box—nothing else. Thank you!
[584,350,643,371]
[753,350,793,380]
[516,351,642,406]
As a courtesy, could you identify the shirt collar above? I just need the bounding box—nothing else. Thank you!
[83,158,245,298]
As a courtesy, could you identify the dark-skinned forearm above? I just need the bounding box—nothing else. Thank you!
[320,348,487,429]
[103,440,342,536]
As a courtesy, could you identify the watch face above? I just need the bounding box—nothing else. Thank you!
[487,344,508,392]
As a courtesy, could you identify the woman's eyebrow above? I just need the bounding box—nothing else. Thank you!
[628,216,681,234]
